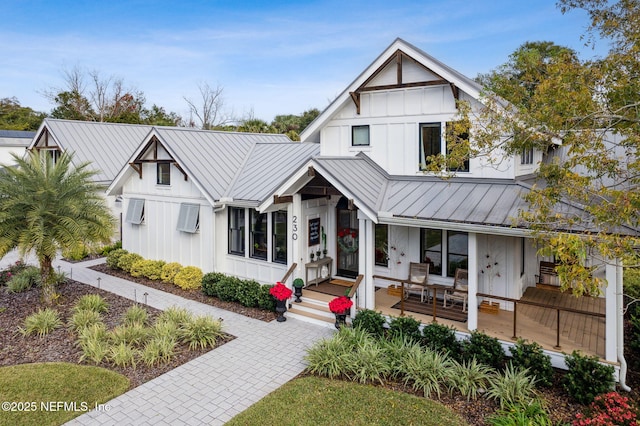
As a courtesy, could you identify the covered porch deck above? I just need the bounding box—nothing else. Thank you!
[374,286,606,358]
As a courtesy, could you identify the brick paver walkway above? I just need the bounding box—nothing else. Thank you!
[1,252,334,425]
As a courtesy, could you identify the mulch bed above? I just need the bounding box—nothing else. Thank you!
[0,280,234,389]
[88,263,277,322]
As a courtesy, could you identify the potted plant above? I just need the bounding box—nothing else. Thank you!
[321,226,328,258]
[292,278,304,303]
[270,281,293,322]
[328,295,353,329]
[310,252,315,262]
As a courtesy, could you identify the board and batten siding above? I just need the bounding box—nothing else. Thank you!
[121,161,215,272]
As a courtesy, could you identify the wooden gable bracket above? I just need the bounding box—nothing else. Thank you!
[174,162,188,181]
[273,195,293,204]
[307,165,315,177]
[348,199,355,210]
[129,162,142,179]
[349,92,361,115]
[449,83,460,103]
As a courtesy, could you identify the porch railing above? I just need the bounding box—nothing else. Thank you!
[280,262,298,285]
[475,292,606,350]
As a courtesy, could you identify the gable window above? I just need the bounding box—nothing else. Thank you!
[41,149,61,164]
[420,229,468,277]
[521,147,534,165]
[375,224,388,267]
[157,162,171,185]
[125,198,145,225]
[228,207,245,256]
[445,121,470,172]
[272,211,287,264]
[352,125,370,146]
[177,203,200,233]
[250,210,267,260]
[419,122,470,172]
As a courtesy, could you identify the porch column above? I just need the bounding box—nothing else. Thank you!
[605,261,618,362]
[357,215,375,310]
[291,194,304,279]
[467,232,478,330]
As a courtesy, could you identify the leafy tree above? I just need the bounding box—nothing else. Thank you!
[451,0,640,295]
[271,108,320,140]
[0,97,47,130]
[143,105,183,126]
[0,151,115,304]
[236,118,276,134]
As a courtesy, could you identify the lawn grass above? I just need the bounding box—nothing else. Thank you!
[227,376,468,426]
[0,362,129,426]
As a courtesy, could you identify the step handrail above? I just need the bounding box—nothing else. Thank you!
[347,275,364,298]
[280,262,298,284]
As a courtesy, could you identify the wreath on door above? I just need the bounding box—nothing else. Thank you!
[337,228,359,254]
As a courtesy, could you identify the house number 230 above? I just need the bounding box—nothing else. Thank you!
[292,215,298,240]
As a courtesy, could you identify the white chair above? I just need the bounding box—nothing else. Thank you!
[403,262,430,302]
[444,268,469,312]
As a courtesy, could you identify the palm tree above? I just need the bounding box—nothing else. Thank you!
[0,150,115,304]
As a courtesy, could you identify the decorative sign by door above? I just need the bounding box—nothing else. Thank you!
[308,218,320,246]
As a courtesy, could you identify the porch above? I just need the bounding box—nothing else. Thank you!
[373,285,606,358]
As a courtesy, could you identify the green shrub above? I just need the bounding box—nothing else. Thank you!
[5,266,41,293]
[109,323,149,347]
[117,252,144,274]
[173,266,203,290]
[74,294,109,314]
[160,262,183,284]
[68,309,103,333]
[202,272,227,297]
[398,344,453,398]
[141,336,177,366]
[77,325,110,365]
[19,308,63,337]
[460,330,505,369]
[217,275,241,302]
[486,400,553,426]
[157,306,192,328]
[109,342,138,367]
[129,259,146,278]
[448,358,493,401]
[180,315,223,349]
[121,304,149,326]
[100,240,122,256]
[62,242,91,261]
[304,327,360,379]
[257,284,276,311]
[381,335,419,379]
[563,350,615,404]
[106,248,129,269]
[388,315,422,342]
[0,260,29,286]
[352,309,386,337]
[140,260,166,281]
[343,337,390,385]
[235,279,260,307]
[486,363,538,408]
[421,323,461,359]
[509,339,554,387]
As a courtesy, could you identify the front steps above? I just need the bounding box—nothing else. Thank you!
[287,289,350,329]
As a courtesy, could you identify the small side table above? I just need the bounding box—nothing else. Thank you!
[305,257,333,287]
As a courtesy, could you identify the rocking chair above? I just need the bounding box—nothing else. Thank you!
[444,268,469,312]
[403,262,430,302]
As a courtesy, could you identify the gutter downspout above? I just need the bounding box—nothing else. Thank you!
[617,259,631,391]
[211,198,233,273]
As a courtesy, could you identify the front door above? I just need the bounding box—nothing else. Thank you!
[336,202,359,278]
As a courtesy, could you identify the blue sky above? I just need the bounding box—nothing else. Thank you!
[2,0,609,122]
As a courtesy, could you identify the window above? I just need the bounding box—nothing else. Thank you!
[421,229,468,277]
[228,207,245,255]
[521,147,534,165]
[157,163,171,185]
[352,125,370,146]
[419,123,441,169]
[125,198,145,225]
[445,121,470,172]
[272,211,287,264]
[250,210,267,260]
[177,203,200,233]
[374,224,388,267]
[447,231,468,277]
[43,149,61,164]
[420,229,442,275]
[420,122,470,172]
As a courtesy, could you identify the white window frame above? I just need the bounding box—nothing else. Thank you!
[125,198,145,225]
[177,203,200,233]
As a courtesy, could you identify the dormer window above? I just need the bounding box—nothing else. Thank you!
[521,147,534,165]
[352,125,370,146]
[157,163,171,185]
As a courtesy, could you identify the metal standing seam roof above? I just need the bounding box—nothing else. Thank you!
[228,142,320,204]
[152,128,294,201]
[42,119,153,183]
